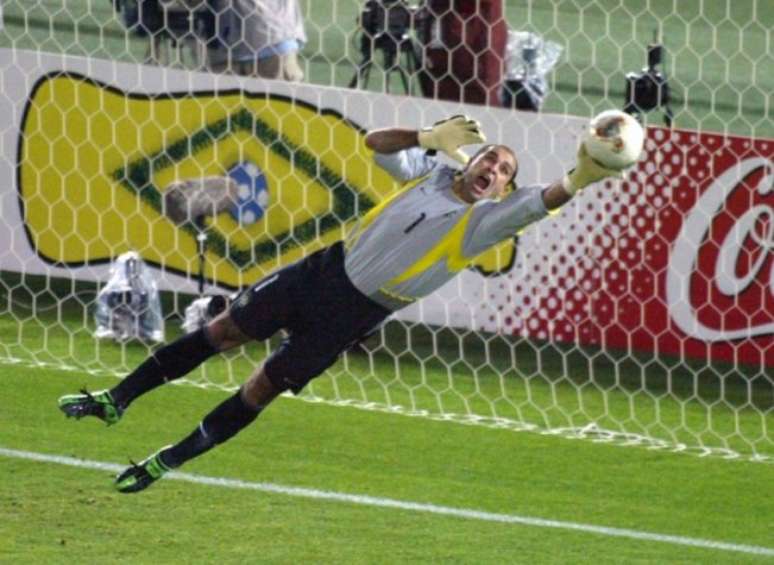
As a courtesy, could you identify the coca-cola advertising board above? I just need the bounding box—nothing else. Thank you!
[444,128,773,367]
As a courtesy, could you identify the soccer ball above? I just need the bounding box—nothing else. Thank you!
[582,110,645,170]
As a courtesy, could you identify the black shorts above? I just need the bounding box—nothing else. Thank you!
[229,242,391,394]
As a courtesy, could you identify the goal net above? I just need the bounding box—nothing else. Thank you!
[0,0,771,461]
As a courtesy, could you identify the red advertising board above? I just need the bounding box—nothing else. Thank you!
[496,128,773,367]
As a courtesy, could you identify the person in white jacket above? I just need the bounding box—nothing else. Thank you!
[208,0,306,81]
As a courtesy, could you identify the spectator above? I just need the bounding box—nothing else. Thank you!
[208,0,306,81]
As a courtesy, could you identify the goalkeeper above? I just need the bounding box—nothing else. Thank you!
[59,115,620,493]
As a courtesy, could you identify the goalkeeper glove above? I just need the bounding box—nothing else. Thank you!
[561,143,624,195]
[418,115,486,165]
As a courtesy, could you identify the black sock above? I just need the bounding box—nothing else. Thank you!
[110,328,218,409]
[160,390,263,469]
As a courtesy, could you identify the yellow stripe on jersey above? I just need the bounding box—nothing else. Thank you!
[345,175,428,251]
[386,206,475,287]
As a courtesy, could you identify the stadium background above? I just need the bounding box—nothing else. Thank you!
[0,1,772,562]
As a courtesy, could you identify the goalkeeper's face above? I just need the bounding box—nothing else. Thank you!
[458,145,518,203]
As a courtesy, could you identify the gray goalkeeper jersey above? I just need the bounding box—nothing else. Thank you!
[344,148,549,311]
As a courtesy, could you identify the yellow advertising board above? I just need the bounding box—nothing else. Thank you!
[18,72,515,288]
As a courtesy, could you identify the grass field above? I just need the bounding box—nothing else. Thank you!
[1,274,773,563]
[1,0,772,138]
[2,362,774,563]
[1,1,773,561]
[2,271,772,464]
[0,273,772,562]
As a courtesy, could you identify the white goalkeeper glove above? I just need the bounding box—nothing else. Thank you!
[561,143,625,195]
[418,115,486,165]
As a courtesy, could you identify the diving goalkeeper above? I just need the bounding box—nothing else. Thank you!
[58,115,620,493]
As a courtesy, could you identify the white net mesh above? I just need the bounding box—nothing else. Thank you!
[0,0,771,461]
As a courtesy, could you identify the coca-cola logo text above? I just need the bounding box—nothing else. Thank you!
[666,157,773,341]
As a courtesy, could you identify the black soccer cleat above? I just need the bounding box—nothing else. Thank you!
[58,389,123,425]
[115,448,172,494]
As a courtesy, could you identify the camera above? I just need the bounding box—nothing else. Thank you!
[95,252,164,343]
[624,42,674,126]
[350,1,429,94]
[112,0,215,66]
[113,0,215,38]
[359,0,416,42]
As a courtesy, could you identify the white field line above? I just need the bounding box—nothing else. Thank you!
[1,446,773,558]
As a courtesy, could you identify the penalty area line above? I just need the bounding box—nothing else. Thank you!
[1,446,773,558]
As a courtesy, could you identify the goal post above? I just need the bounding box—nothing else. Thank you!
[0,0,771,462]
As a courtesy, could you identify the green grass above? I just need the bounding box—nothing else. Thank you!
[1,0,772,138]
[0,4,772,557]
[0,273,772,561]
[1,269,773,463]
[2,363,774,563]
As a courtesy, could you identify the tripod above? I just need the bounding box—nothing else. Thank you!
[193,216,209,296]
[349,31,422,95]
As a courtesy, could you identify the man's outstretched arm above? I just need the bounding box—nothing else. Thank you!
[466,142,626,252]
[366,116,485,163]
[541,179,573,210]
[365,128,420,154]
[542,142,625,210]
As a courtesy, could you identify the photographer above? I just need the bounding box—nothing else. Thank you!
[207,0,306,81]
[349,0,426,93]
[113,0,213,67]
